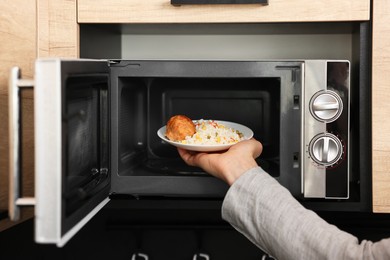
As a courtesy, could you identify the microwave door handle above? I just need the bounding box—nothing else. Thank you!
[9,67,36,221]
[171,0,269,5]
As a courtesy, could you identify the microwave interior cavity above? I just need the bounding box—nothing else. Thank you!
[119,76,281,176]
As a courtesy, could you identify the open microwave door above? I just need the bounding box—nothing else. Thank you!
[35,59,110,247]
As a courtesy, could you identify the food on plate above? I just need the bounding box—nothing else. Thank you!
[183,119,244,145]
[165,115,196,141]
[165,115,244,145]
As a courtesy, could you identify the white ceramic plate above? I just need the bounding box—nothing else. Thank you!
[157,120,253,152]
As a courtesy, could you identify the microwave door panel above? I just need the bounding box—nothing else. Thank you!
[35,59,110,247]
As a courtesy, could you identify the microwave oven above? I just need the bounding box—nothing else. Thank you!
[9,58,367,247]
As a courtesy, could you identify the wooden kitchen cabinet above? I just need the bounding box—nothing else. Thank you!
[0,0,36,232]
[77,0,369,23]
[0,0,389,235]
[372,0,390,213]
[0,0,78,231]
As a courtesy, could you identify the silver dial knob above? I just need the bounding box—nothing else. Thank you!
[310,90,343,122]
[309,133,343,166]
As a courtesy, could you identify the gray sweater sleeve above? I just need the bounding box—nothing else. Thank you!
[221,167,390,260]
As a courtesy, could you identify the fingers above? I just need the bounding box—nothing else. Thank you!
[250,138,263,158]
[230,138,263,159]
[177,148,212,171]
[178,138,263,172]
[177,148,193,165]
[177,148,201,167]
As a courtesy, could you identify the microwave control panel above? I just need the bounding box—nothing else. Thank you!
[302,60,349,199]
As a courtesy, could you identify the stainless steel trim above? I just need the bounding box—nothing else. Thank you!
[300,63,305,195]
[8,67,35,221]
[34,59,65,245]
[34,58,111,247]
[303,60,327,198]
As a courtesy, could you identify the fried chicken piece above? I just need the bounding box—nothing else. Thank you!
[165,115,196,141]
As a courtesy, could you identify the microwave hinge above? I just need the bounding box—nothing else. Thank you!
[108,60,121,66]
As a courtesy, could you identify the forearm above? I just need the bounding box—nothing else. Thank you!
[222,167,390,260]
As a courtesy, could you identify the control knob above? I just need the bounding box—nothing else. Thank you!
[310,90,343,122]
[309,133,343,166]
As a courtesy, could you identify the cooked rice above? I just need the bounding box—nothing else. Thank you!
[180,119,243,145]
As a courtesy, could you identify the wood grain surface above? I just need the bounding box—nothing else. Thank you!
[78,0,369,23]
[372,0,390,213]
[0,0,36,231]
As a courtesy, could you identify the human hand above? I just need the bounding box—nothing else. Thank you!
[177,138,263,185]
